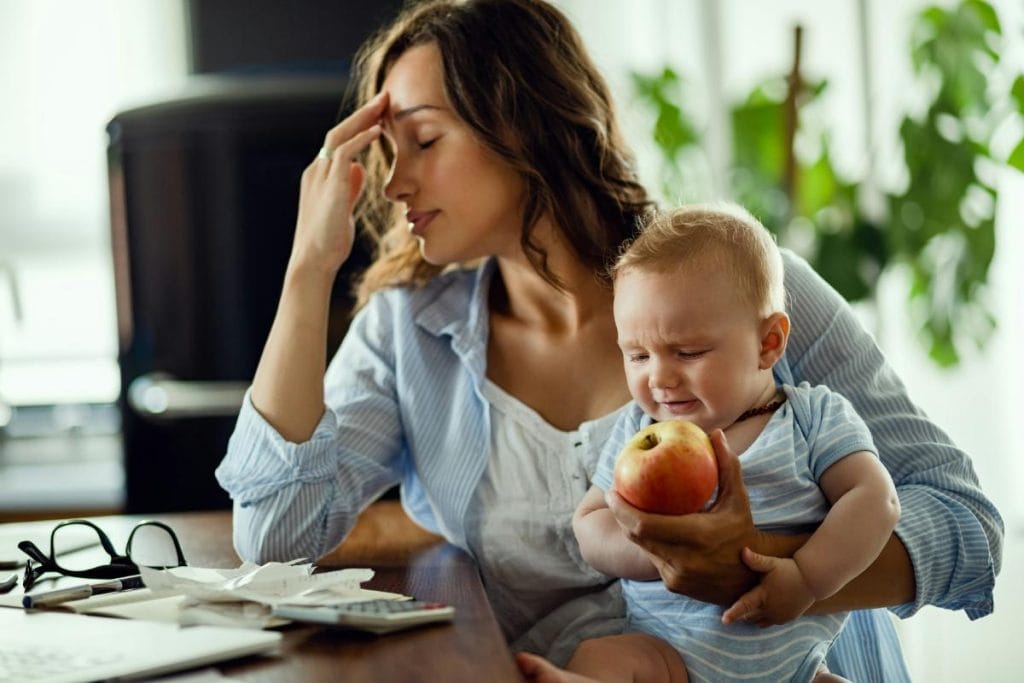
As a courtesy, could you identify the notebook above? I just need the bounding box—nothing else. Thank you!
[0,608,281,682]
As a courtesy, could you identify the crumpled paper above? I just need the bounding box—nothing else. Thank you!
[140,561,385,606]
[139,561,408,629]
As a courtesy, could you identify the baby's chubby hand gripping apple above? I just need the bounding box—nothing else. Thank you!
[613,420,718,515]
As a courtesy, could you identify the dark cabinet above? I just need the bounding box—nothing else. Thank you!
[107,79,370,512]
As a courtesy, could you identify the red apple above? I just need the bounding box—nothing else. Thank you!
[613,420,717,515]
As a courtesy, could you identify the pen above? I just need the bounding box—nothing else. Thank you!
[22,575,145,609]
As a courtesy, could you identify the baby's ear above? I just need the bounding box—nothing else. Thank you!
[758,312,790,369]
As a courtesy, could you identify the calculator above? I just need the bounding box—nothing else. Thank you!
[271,599,455,634]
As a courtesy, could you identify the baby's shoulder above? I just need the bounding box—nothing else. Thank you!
[781,382,854,431]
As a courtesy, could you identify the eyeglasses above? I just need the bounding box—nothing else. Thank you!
[18,519,187,592]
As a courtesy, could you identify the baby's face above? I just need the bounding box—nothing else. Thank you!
[613,265,771,431]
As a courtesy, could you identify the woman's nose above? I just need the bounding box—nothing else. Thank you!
[383,156,414,204]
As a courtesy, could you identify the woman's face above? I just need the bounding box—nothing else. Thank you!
[380,43,526,265]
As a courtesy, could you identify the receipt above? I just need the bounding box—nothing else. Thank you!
[140,561,402,606]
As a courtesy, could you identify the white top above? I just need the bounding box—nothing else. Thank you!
[464,379,627,664]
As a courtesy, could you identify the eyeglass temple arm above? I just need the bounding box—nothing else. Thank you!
[17,541,50,566]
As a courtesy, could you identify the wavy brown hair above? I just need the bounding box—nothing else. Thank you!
[351,0,653,306]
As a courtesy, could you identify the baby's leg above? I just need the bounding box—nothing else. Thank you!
[516,633,688,683]
[569,633,688,683]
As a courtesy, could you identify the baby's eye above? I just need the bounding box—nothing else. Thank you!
[677,350,707,359]
[626,353,649,363]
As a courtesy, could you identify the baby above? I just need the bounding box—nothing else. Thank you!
[518,203,900,683]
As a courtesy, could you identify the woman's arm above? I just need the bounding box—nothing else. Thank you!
[217,295,407,563]
[216,96,404,563]
[781,251,1002,618]
[251,94,386,441]
[605,440,916,609]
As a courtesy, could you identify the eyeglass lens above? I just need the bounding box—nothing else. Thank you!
[126,524,183,568]
[50,523,117,571]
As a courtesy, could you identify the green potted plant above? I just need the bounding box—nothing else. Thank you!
[632,0,1024,366]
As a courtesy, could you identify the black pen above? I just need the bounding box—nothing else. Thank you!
[22,575,145,609]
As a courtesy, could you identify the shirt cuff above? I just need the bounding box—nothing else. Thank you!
[889,485,996,620]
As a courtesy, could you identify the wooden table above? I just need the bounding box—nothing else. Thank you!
[0,507,523,682]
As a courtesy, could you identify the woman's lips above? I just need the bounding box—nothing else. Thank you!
[406,210,438,237]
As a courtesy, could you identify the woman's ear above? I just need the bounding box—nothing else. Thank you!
[758,312,790,370]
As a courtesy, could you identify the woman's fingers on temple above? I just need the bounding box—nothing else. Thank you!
[326,125,382,177]
[323,92,388,151]
[347,163,367,207]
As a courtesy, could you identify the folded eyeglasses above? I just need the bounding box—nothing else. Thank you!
[18,519,187,592]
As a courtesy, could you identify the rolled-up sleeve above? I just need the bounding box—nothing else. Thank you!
[780,251,1003,618]
[215,294,406,564]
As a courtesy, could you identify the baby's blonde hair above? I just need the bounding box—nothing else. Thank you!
[613,202,785,316]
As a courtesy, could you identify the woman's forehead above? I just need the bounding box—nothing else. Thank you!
[381,43,447,115]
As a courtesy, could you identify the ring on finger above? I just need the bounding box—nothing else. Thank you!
[317,146,334,161]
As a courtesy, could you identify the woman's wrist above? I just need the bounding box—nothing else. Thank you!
[807,534,915,614]
[752,530,810,560]
[285,249,343,291]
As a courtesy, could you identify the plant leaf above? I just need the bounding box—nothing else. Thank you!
[964,0,1002,35]
[1009,139,1024,172]
[1012,75,1024,114]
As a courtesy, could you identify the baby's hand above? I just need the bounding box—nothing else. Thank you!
[721,547,814,627]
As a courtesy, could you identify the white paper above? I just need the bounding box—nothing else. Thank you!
[0,522,100,567]
[139,562,403,607]
[82,594,189,622]
[177,600,286,630]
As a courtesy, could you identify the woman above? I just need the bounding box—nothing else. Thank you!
[215,1,1002,679]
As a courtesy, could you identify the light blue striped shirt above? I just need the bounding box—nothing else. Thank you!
[216,251,1002,681]
[592,383,875,682]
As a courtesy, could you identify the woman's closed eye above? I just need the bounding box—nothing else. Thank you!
[417,137,439,150]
